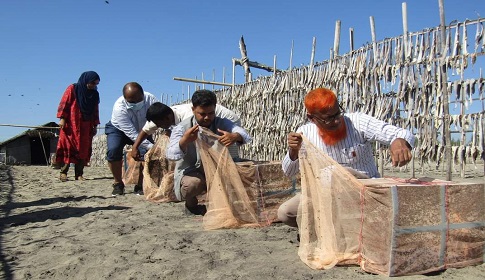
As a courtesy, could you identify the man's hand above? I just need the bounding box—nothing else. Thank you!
[179,125,199,151]
[390,138,412,167]
[288,132,303,161]
[130,148,142,161]
[217,129,242,146]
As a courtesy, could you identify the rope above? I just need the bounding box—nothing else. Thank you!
[0,124,59,129]
[0,124,105,129]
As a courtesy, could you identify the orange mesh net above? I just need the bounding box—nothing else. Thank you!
[196,127,261,230]
[122,152,142,186]
[142,134,177,203]
[297,136,364,269]
[296,136,485,276]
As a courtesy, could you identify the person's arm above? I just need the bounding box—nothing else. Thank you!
[215,118,251,146]
[130,130,150,161]
[353,112,415,167]
[91,104,100,137]
[217,129,243,146]
[166,124,199,161]
[178,125,200,151]
[112,107,152,150]
[57,85,74,129]
[282,132,302,177]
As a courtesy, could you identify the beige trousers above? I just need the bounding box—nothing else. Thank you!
[180,171,206,208]
[277,193,301,228]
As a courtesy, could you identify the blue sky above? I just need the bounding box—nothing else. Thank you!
[0,0,483,141]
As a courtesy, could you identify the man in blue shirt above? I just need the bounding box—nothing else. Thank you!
[166,90,251,215]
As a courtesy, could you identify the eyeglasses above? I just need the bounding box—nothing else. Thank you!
[310,105,344,125]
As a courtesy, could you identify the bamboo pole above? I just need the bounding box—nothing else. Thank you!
[289,40,294,70]
[349,28,354,51]
[402,3,415,178]
[0,124,59,129]
[232,58,236,95]
[439,0,453,181]
[273,55,277,77]
[187,85,190,103]
[212,69,215,90]
[310,37,316,66]
[37,131,48,166]
[173,77,233,87]
[239,36,252,83]
[370,16,377,63]
[222,66,226,85]
[403,2,409,59]
[480,68,484,184]
[369,15,385,176]
[334,20,341,57]
[234,59,279,73]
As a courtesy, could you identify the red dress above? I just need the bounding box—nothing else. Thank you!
[55,84,100,165]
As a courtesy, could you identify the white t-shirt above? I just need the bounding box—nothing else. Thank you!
[142,103,240,135]
[110,91,158,149]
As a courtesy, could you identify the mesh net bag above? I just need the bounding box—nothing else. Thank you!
[142,133,177,203]
[234,160,299,225]
[297,136,365,269]
[296,136,485,276]
[122,152,142,186]
[196,127,262,230]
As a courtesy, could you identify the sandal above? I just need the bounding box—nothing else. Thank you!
[59,173,68,182]
[75,176,86,181]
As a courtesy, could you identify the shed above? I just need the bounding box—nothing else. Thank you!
[0,122,59,165]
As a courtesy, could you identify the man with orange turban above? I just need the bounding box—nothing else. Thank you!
[278,87,415,228]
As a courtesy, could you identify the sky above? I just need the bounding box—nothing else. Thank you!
[0,0,483,142]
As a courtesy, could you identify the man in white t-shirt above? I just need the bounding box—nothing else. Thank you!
[130,102,241,161]
[105,82,159,196]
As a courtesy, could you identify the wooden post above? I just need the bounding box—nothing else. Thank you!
[212,69,215,90]
[273,55,277,77]
[349,28,354,51]
[439,0,453,181]
[232,58,236,95]
[310,37,316,66]
[187,85,190,103]
[369,15,384,176]
[334,20,341,57]
[239,36,252,83]
[222,66,226,85]
[460,79,466,178]
[481,68,485,184]
[402,2,409,59]
[370,16,377,63]
[289,40,294,70]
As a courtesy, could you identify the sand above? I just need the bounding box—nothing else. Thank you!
[0,164,484,280]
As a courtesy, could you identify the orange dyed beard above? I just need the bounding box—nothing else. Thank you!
[317,121,347,145]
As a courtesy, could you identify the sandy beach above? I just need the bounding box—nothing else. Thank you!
[0,164,484,280]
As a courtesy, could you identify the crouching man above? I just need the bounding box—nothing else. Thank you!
[166,90,251,215]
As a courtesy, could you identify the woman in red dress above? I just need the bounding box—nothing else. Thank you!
[55,71,100,181]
